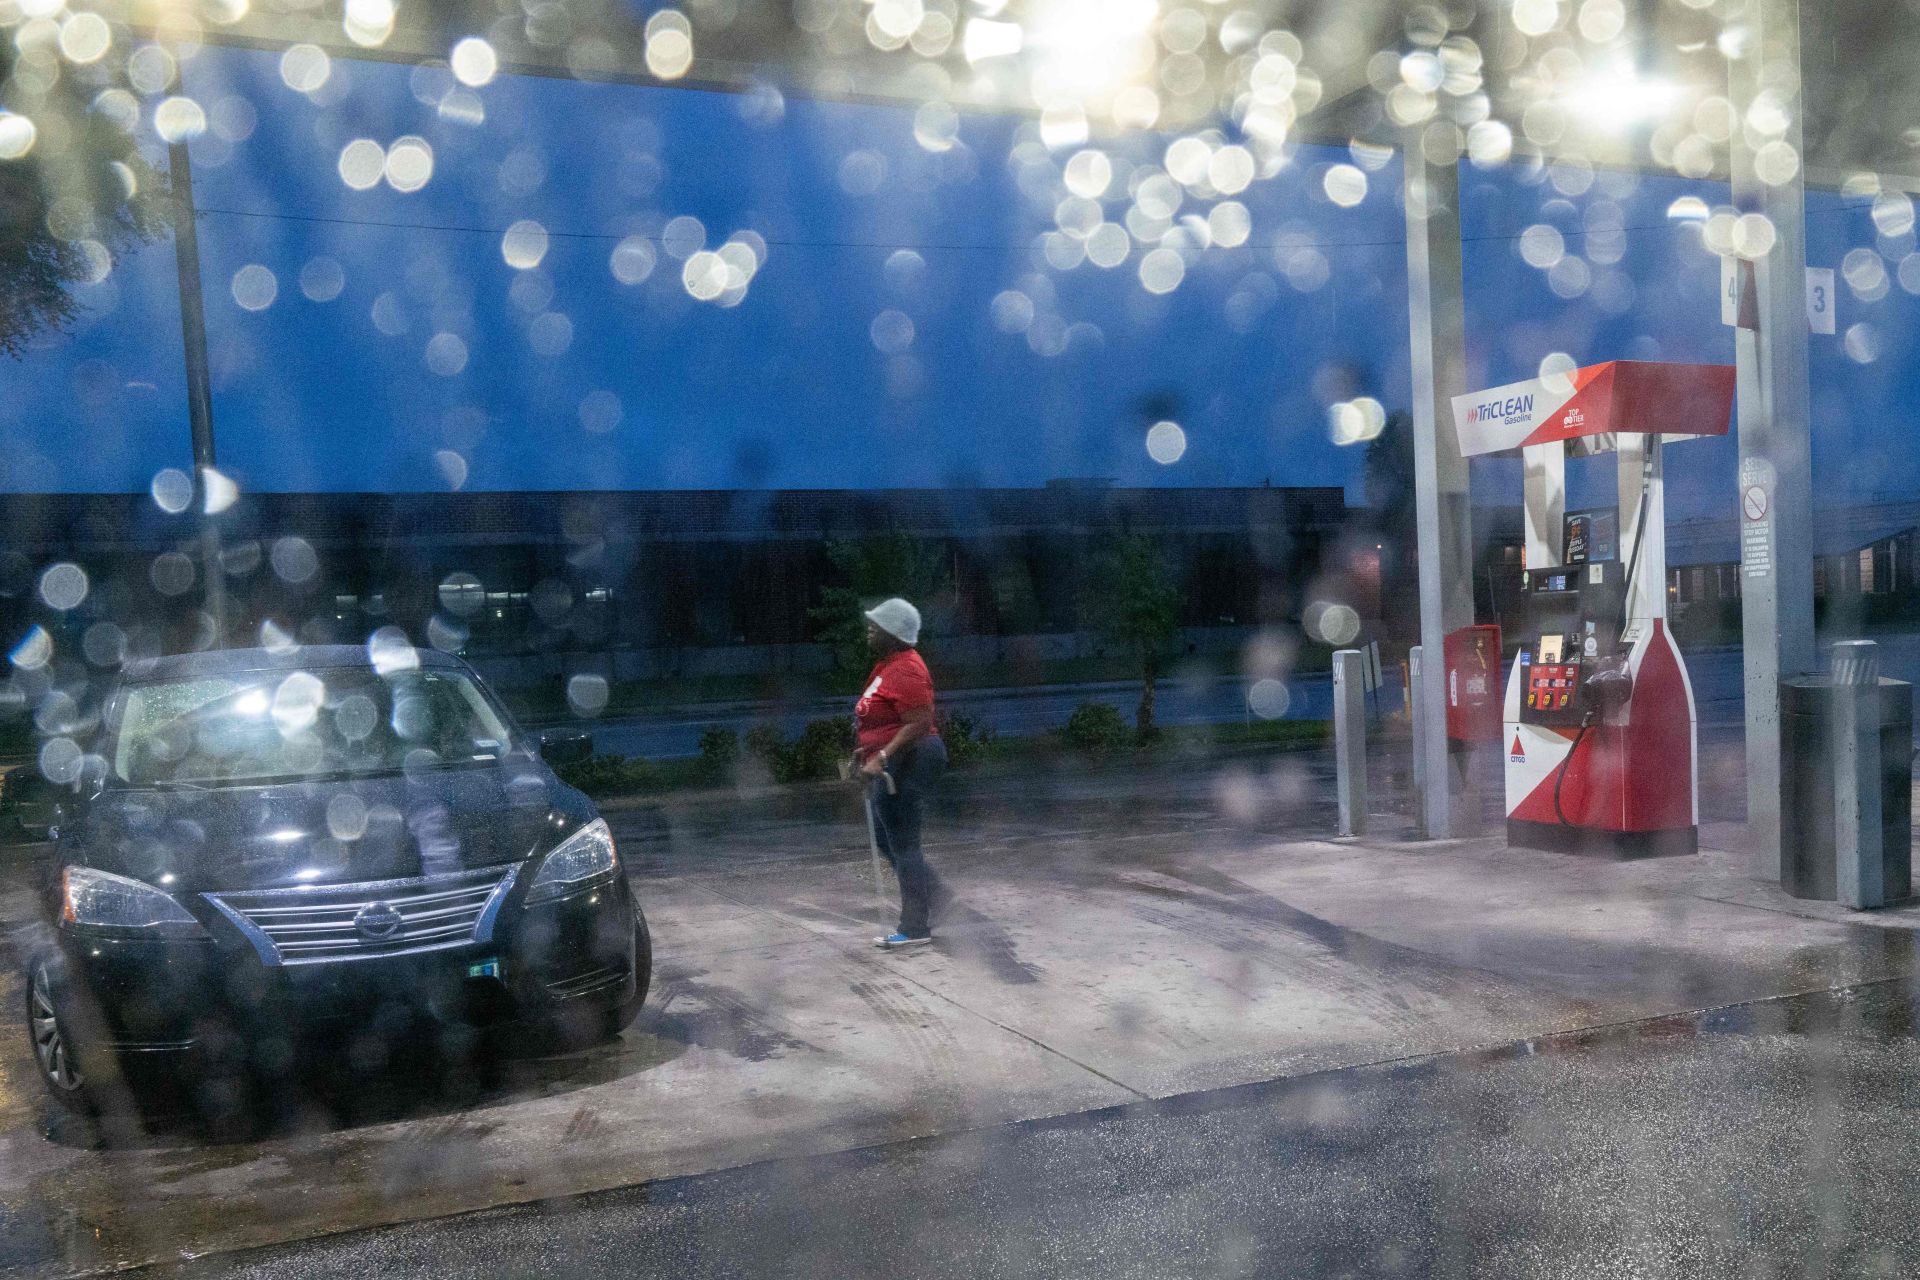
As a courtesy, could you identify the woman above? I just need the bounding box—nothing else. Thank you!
[855,597,948,950]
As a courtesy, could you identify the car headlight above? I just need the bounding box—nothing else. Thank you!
[62,867,208,938]
[526,818,620,904]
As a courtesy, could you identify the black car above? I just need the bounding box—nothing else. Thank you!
[21,645,648,1115]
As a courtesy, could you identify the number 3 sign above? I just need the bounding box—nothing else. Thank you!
[1806,266,1835,335]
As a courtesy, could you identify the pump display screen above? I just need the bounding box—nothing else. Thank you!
[1529,592,1580,645]
[1538,635,1564,664]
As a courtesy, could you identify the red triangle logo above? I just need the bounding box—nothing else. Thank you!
[1509,733,1525,761]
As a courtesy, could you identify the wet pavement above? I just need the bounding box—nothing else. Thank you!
[151,975,1920,1279]
[0,742,1916,1275]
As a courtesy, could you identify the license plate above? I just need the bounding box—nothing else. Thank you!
[467,959,503,980]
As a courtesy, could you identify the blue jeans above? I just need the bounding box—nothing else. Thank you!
[870,737,948,938]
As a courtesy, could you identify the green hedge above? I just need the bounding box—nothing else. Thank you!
[555,707,1329,801]
[1062,702,1132,756]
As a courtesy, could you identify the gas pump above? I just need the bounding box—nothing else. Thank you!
[1450,360,1737,857]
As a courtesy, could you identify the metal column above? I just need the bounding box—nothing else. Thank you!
[1333,649,1367,837]
[1728,0,1815,880]
[1617,435,1667,626]
[1403,140,1477,838]
[1408,644,1427,837]
[169,139,228,640]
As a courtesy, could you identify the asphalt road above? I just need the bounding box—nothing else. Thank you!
[152,975,1920,1280]
[578,670,1391,760]
[564,636,1920,760]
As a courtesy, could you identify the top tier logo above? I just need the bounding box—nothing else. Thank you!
[1562,406,1584,428]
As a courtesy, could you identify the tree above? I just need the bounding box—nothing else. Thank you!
[1083,534,1181,739]
[809,532,953,677]
[0,39,171,358]
[1362,410,1419,640]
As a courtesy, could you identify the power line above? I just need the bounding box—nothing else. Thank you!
[191,204,1411,253]
[192,187,1895,259]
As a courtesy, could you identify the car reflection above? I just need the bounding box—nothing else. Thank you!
[18,644,650,1134]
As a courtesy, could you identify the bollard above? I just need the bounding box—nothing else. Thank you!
[1831,640,1884,909]
[1333,648,1367,837]
[1408,645,1428,838]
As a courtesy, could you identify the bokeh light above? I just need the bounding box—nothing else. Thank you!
[450,37,498,87]
[338,139,386,190]
[150,468,193,514]
[1145,420,1187,464]
[501,220,549,269]
[39,563,89,611]
[1248,678,1291,720]
[231,264,278,311]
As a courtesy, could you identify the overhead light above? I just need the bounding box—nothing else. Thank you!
[1559,69,1681,131]
[962,18,1023,64]
[1026,0,1157,98]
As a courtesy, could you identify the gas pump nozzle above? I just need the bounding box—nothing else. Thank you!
[1584,653,1633,718]
[1553,651,1633,829]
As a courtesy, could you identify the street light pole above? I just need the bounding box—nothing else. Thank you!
[168,138,227,644]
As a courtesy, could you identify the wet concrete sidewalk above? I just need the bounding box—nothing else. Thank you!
[1,750,1916,1275]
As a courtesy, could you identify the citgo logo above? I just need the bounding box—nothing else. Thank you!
[1509,733,1525,763]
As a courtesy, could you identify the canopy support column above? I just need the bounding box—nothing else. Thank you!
[1729,0,1816,881]
[1403,141,1478,838]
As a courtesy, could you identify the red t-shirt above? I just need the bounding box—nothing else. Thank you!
[855,648,939,754]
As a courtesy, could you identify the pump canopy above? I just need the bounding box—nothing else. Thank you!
[1450,361,1736,459]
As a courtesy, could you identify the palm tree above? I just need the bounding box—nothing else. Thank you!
[1084,535,1181,739]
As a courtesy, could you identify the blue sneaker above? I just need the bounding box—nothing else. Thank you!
[874,932,932,950]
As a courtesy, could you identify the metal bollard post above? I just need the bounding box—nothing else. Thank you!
[1334,649,1367,837]
[1408,645,1428,838]
[1831,640,1884,909]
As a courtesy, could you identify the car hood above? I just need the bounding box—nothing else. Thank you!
[74,761,591,893]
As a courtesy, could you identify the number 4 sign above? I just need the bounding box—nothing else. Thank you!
[1806,266,1835,335]
[1721,261,1835,335]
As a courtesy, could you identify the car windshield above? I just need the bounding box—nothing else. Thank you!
[111,667,515,787]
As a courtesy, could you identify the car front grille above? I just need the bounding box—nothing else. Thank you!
[206,865,519,966]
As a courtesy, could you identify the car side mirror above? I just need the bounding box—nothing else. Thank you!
[539,729,593,767]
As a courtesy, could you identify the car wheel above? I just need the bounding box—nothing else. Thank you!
[27,959,92,1114]
[605,908,653,1039]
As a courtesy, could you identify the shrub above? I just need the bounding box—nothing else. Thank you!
[739,720,850,784]
[938,711,996,768]
[697,726,739,779]
[555,753,653,798]
[787,717,855,782]
[743,723,789,775]
[1062,702,1131,757]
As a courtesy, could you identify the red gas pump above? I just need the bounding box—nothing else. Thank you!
[1449,360,1735,857]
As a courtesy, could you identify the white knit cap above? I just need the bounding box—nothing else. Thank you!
[863,597,921,646]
